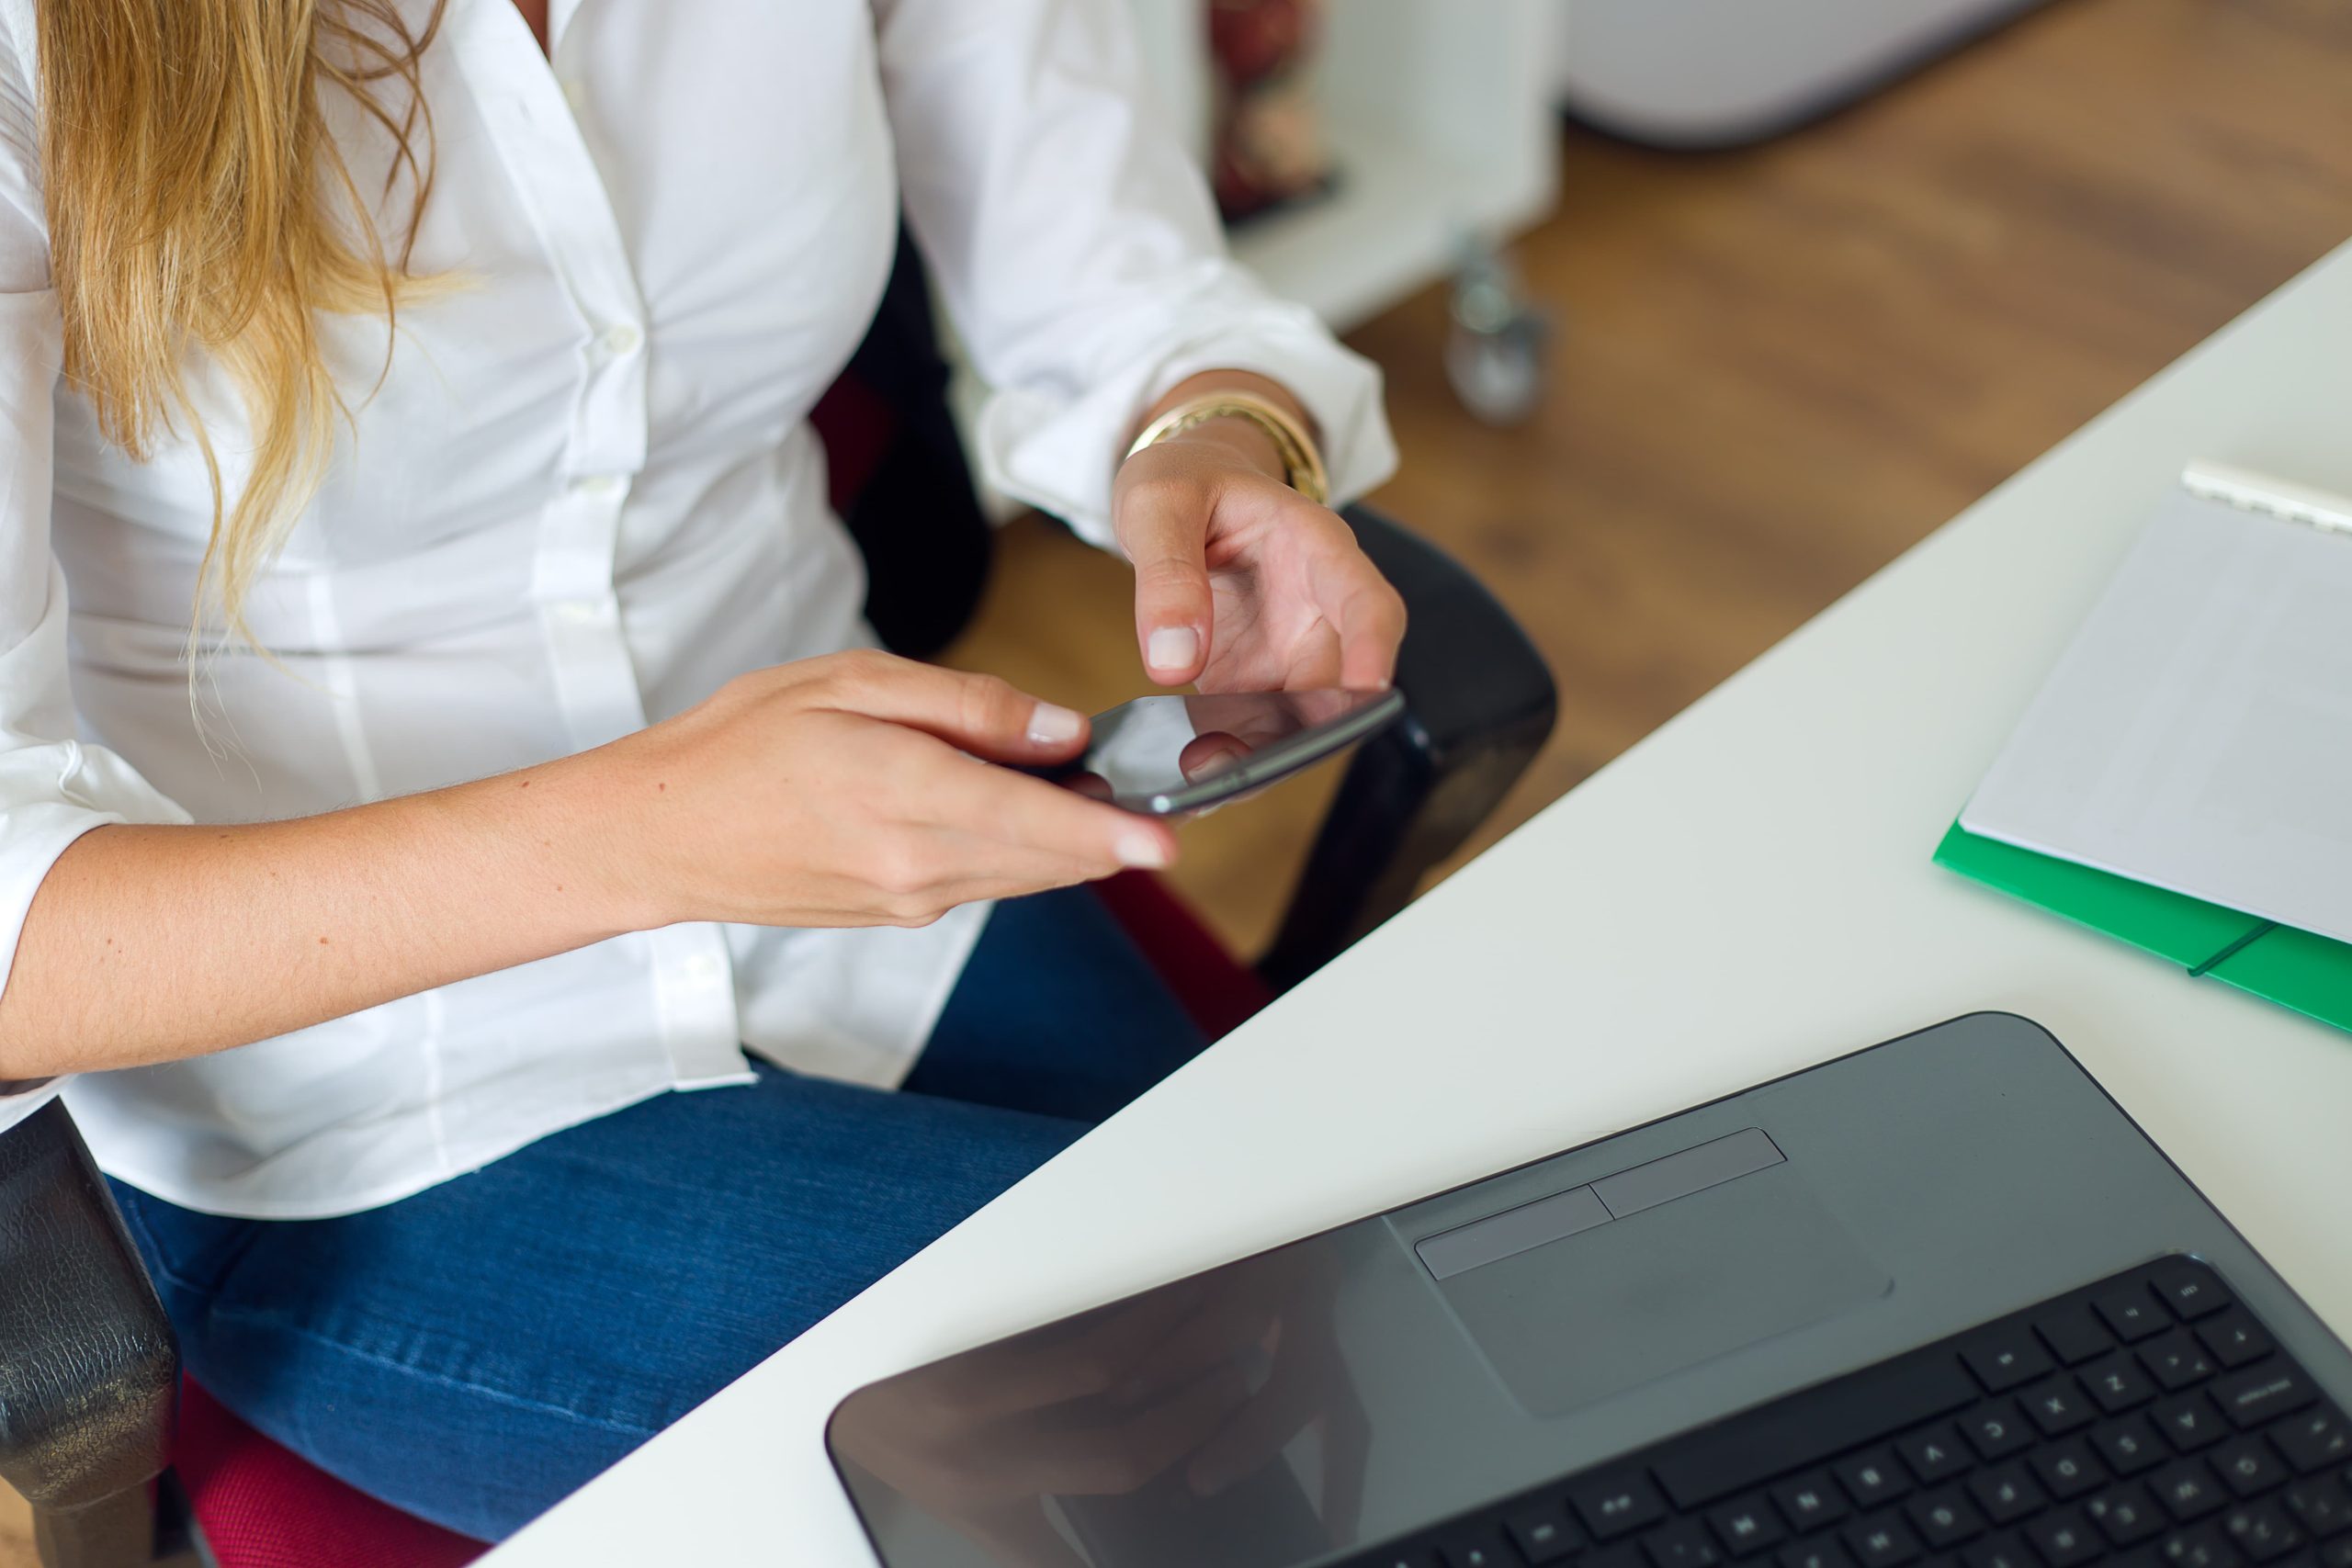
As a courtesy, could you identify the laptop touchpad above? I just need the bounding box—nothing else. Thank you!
[1432,1155,1891,1416]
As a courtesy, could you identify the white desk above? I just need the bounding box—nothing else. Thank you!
[489,240,2352,1566]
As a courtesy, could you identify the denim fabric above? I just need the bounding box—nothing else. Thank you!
[108,886,1208,1542]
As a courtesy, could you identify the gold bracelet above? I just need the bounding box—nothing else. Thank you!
[1125,391,1331,505]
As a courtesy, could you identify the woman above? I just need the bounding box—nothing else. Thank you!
[0,0,1402,1541]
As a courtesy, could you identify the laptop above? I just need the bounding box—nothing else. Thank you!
[826,1013,2352,1568]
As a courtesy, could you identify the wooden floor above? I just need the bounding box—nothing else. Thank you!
[6,0,2350,1561]
[953,0,2352,959]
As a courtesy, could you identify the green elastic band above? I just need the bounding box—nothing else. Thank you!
[2188,920,2278,979]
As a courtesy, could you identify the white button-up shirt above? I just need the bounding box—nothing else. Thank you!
[0,0,1393,1217]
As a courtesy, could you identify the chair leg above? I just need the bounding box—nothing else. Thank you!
[31,1485,156,1568]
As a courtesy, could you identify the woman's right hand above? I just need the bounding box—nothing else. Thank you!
[596,650,1176,931]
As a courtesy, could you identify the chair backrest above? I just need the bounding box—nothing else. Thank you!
[0,1100,179,1567]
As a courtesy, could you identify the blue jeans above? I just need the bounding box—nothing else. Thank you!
[108,887,1209,1542]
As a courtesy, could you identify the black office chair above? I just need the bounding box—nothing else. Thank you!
[0,239,1556,1568]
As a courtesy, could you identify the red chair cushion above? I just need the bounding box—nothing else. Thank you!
[178,1378,487,1568]
[176,876,1267,1566]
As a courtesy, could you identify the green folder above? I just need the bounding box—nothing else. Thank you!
[1934,821,2352,1034]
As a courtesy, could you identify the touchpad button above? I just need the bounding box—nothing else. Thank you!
[1436,1161,1892,1416]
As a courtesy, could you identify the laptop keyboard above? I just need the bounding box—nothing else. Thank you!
[1351,1258,2351,1568]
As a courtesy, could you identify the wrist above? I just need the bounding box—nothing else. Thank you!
[1125,381,1329,502]
[1163,415,1288,485]
[474,742,676,939]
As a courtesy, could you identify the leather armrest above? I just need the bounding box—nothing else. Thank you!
[0,1100,179,1516]
[1258,504,1557,990]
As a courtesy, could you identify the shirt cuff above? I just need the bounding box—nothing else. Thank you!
[974,296,1400,553]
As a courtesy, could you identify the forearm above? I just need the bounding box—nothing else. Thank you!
[0,748,652,1080]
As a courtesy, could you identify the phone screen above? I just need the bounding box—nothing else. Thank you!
[1055,688,1405,817]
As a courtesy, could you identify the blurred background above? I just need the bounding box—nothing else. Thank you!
[4,0,2350,1560]
[949,0,2352,960]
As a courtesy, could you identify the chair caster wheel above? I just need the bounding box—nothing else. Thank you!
[1447,240,1552,426]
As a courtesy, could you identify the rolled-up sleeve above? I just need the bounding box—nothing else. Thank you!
[0,20,190,1136]
[871,0,1398,548]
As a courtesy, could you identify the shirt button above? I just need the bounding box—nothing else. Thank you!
[571,473,625,499]
[681,954,723,983]
[552,599,605,626]
[562,78,590,115]
[598,322,642,357]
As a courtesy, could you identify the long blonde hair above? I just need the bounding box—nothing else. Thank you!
[37,0,446,642]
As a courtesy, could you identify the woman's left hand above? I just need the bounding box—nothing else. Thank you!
[1112,396,1405,694]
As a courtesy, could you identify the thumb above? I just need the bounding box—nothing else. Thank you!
[1121,493,1214,686]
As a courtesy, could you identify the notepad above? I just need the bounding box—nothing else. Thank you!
[1959,466,2352,949]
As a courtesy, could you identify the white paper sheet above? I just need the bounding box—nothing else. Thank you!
[1961,480,2352,945]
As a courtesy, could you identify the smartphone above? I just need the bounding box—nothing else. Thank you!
[1038,687,1406,817]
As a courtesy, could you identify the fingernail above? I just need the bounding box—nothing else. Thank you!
[1117,830,1171,870]
[1147,626,1199,674]
[1026,701,1082,746]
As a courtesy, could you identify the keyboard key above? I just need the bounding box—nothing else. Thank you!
[1963,1334,2053,1393]
[1507,1501,1585,1563]
[2150,1260,2233,1322]
[2154,1460,2231,1520]
[1438,1526,1521,1568]
[1779,1540,1854,1568]
[2274,1410,2352,1474]
[1961,1531,2033,1568]
[1368,1548,1442,1568]
[1585,1545,1649,1568]
[2099,1284,2173,1343]
[1646,1520,1725,1568]
[2159,1393,2233,1451]
[2159,1525,2236,1568]
[1899,1428,1973,1486]
[2223,1499,2306,1562]
[2089,1485,2170,1545]
[2144,1330,2224,1393]
[2027,1506,2105,1566]
[1775,1472,1851,1534]
[1969,1464,2047,1525]
[2024,1376,2098,1437]
[1710,1497,1786,1557]
[2033,1438,2109,1499]
[1958,1402,2036,1462]
[2215,1438,2290,1499]
[2040,1304,2120,1367]
[1905,1489,1984,1549]
[1575,1474,1668,1540]
[2087,1353,2162,1413]
[2199,1310,2276,1371]
[2282,1477,2351,1537]
[1657,1353,1982,1513]
[1845,1514,1922,1568]
[2324,1540,2352,1568]
[2097,1416,2175,1476]
[2216,1366,2319,1431]
[1838,1450,1913,1509]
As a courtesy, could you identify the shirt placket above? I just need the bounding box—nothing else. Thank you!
[452,0,742,1084]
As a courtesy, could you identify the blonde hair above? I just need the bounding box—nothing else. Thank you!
[37,0,446,643]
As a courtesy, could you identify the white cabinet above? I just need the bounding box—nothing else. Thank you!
[1130,0,1561,333]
